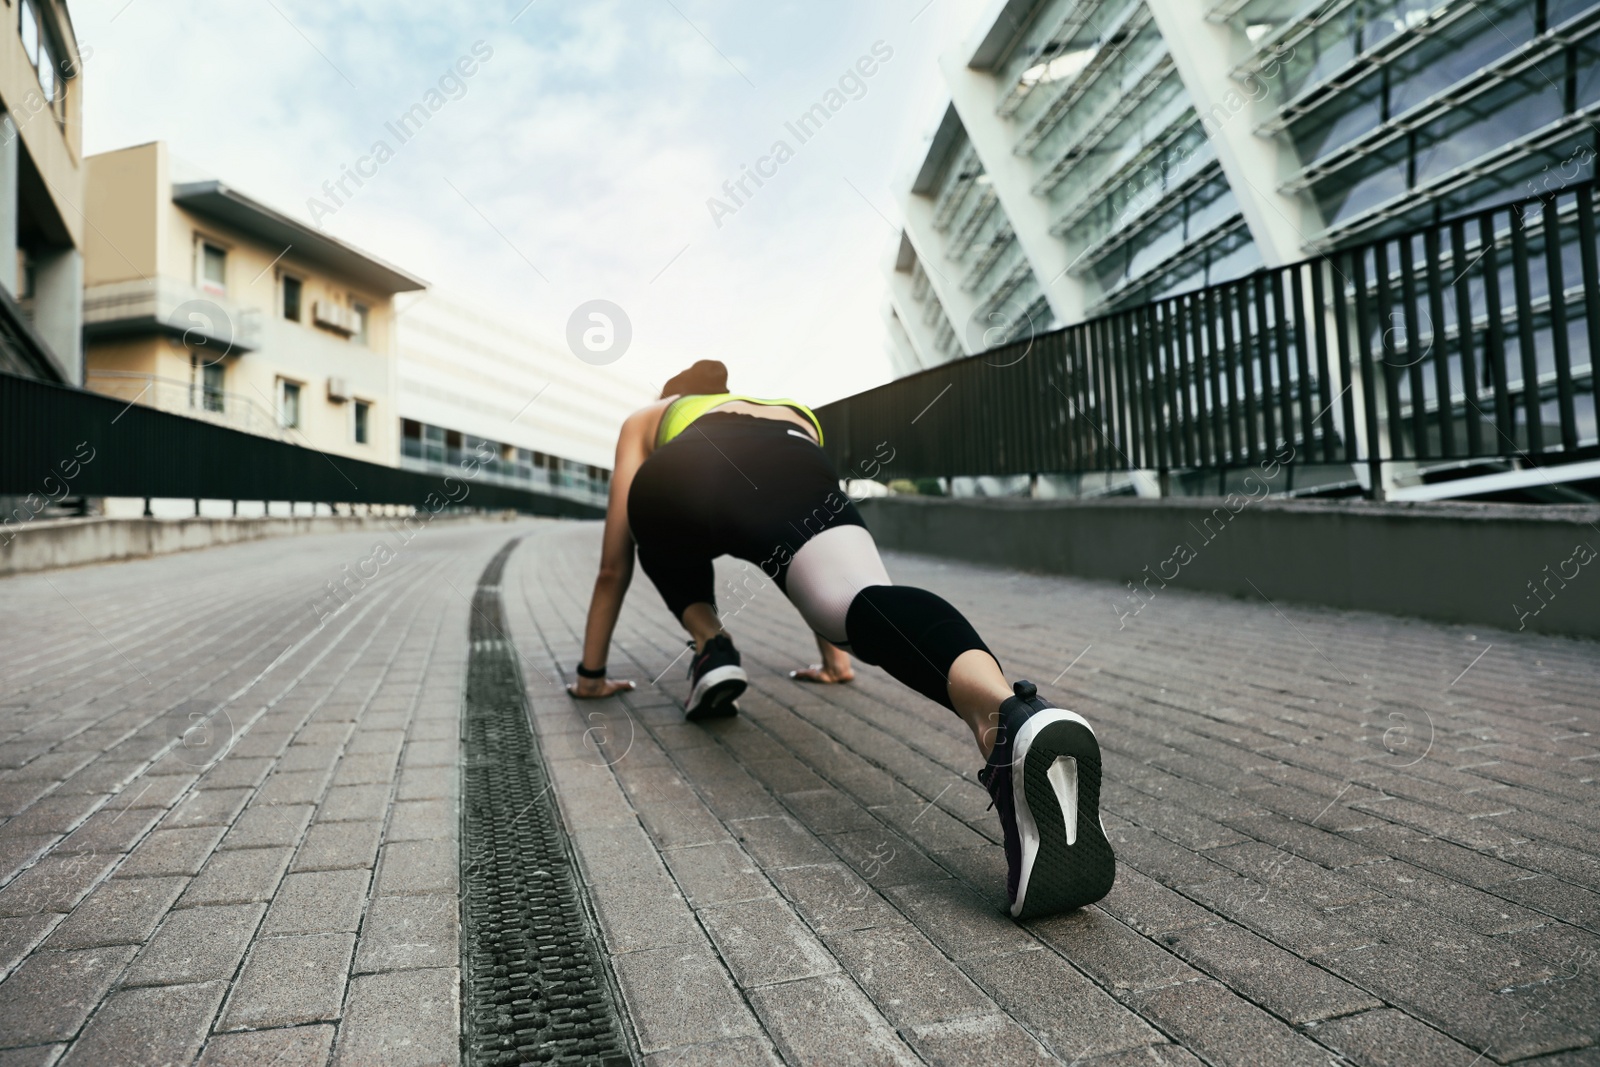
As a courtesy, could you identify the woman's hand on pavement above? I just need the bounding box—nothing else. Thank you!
[567,675,637,699]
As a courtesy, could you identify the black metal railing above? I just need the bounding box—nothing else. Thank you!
[0,372,603,520]
[819,178,1600,496]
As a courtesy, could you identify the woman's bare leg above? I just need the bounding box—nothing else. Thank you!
[680,602,723,651]
[792,635,855,683]
[948,649,1014,760]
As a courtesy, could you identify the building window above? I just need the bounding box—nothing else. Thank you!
[352,302,370,346]
[197,240,227,294]
[353,400,370,444]
[278,380,301,429]
[191,354,224,414]
[282,276,302,321]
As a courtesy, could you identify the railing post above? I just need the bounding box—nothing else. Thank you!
[193,498,200,517]
[143,497,152,518]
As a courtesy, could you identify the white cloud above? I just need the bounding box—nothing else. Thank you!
[79,0,978,405]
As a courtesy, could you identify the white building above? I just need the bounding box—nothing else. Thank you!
[395,291,655,507]
[885,0,1600,377]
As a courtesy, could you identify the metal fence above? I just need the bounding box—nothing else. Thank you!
[0,372,603,519]
[818,178,1600,496]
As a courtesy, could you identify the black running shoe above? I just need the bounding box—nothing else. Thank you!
[685,634,747,721]
[978,680,1116,920]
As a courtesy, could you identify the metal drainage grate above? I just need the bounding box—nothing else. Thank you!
[461,537,631,1066]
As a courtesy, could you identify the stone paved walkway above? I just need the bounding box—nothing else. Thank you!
[1,518,1597,1065]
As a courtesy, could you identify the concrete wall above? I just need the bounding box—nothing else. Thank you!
[857,496,1600,639]
[1,511,522,578]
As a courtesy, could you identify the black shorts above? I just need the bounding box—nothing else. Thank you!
[626,412,867,620]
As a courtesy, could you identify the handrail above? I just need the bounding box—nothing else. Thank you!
[819,177,1600,498]
[0,372,602,519]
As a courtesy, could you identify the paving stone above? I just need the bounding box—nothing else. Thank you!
[330,752,401,787]
[161,788,253,829]
[967,946,1165,1058]
[1318,940,1589,1060]
[254,770,332,807]
[661,841,773,907]
[121,901,264,986]
[780,788,880,834]
[261,869,370,935]
[316,784,392,823]
[1030,908,1203,995]
[829,827,950,889]
[1127,978,1339,1067]
[394,765,455,802]
[180,847,292,907]
[218,932,354,1029]
[195,756,275,791]
[767,863,903,935]
[373,839,455,896]
[46,876,187,950]
[905,1013,1059,1065]
[115,824,227,878]
[333,967,458,1067]
[353,893,457,972]
[698,897,838,987]
[386,800,452,842]
[0,853,117,917]
[0,795,102,838]
[1157,921,1382,1024]
[1179,875,1371,956]
[825,922,992,1027]
[55,980,226,1067]
[0,914,56,974]
[116,773,198,809]
[641,1035,783,1067]
[217,803,314,850]
[1309,1007,1488,1067]
[51,807,164,855]
[0,1044,66,1067]
[291,820,383,872]
[0,944,139,1044]
[0,831,58,883]
[195,1023,335,1066]
[883,880,1034,961]
[612,945,760,1054]
[745,971,920,1065]
[1097,866,1225,937]
[729,815,835,871]
[274,743,343,774]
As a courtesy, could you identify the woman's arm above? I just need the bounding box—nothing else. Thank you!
[570,408,654,698]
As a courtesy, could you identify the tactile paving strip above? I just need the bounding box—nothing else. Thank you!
[461,537,632,1066]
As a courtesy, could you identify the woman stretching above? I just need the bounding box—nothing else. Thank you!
[569,360,1115,919]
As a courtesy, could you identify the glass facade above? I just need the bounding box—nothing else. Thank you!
[886,0,1600,382]
[399,418,611,506]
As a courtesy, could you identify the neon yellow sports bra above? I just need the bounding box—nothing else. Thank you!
[656,393,824,447]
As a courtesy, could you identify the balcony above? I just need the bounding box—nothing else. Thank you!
[84,278,264,355]
[84,369,289,442]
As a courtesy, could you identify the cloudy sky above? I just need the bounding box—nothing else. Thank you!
[76,0,984,404]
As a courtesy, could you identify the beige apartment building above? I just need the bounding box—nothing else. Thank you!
[81,141,425,465]
[0,0,85,383]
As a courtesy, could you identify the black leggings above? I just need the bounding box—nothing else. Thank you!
[627,413,997,710]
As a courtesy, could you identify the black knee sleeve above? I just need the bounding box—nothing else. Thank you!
[844,585,996,711]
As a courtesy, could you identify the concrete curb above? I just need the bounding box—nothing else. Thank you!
[857,496,1600,639]
[0,512,525,578]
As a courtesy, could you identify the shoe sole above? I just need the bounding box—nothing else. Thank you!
[1011,710,1116,920]
[686,665,747,722]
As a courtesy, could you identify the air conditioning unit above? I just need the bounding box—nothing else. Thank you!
[312,299,355,335]
[327,377,350,402]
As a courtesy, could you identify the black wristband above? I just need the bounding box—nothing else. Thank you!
[575,662,607,680]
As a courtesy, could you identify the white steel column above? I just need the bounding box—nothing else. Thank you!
[939,53,1087,326]
[882,300,928,377]
[900,191,982,358]
[1144,0,1321,266]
